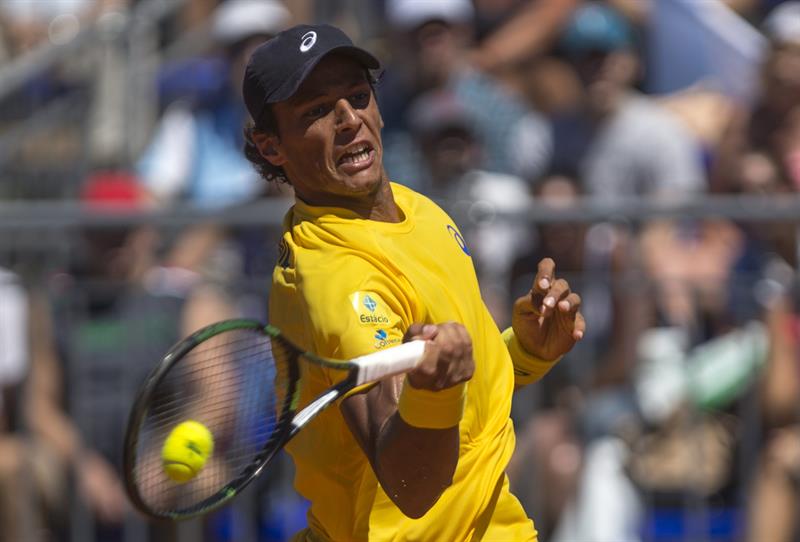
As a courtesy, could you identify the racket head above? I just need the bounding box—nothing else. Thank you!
[123,319,301,520]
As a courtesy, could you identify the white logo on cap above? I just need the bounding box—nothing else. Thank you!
[300,31,317,52]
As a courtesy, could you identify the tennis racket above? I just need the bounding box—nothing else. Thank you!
[123,318,425,520]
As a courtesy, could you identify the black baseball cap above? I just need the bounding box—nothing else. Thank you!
[242,24,381,127]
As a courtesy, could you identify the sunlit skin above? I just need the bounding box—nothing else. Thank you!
[253,54,400,223]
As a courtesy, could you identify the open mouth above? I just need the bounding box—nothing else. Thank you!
[337,142,375,168]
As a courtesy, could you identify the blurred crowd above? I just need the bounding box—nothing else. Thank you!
[1,0,800,541]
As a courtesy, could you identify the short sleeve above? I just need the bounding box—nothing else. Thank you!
[293,258,416,393]
[331,290,407,360]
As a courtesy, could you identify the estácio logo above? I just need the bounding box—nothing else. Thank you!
[361,313,389,324]
[349,291,391,326]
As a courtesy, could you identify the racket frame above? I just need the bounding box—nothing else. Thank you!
[123,320,300,520]
[123,319,425,520]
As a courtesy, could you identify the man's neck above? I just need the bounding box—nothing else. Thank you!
[359,180,402,222]
[297,178,402,223]
[588,88,634,121]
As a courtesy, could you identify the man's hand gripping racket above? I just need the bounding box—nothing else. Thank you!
[123,320,426,520]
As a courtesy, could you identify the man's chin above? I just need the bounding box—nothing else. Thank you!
[341,166,385,191]
[343,178,383,197]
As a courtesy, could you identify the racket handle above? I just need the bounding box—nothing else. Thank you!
[351,340,426,385]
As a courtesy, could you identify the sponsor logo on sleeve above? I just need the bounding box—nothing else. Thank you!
[447,225,470,256]
[349,291,391,326]
[374,329,400,349]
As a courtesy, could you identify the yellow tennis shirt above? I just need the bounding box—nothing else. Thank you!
[270,183,537,542]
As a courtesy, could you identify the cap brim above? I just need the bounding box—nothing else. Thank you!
[267,45,381,104]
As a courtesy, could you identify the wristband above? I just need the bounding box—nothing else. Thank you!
[502,327,562,386]
[397,379,466,429]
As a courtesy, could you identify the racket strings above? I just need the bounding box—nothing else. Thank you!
[130,328,298,515]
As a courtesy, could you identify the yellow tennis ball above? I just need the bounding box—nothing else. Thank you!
[161,420,214,483]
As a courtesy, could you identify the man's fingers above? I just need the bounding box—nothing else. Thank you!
[404,322,438,342]
[554,292,584,340]
[413,340,440,379]
[431,322,473,388]
[435,323,471,365]
[531,258,556,314]
[558,292,582,313]
[535,258,556,291]
[541,278,570,318]
[407,322,474,390]
[573,311,586,340]
[514,291,537,317]
[446,323,473,383]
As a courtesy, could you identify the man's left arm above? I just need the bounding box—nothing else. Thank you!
[505,257,585,387]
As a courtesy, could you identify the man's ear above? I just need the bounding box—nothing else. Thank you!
[252,131,287,167]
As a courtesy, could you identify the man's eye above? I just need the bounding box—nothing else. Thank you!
[351,92,369,107]
[305,104,329,118]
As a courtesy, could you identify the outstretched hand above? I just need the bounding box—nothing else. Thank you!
[512,257,585,362]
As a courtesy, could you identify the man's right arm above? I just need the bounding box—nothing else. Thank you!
[340,322,474,519]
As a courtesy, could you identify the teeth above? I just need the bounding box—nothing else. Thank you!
[341,147,371,165]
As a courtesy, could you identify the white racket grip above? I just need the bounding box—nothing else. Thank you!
[351,340,426,386]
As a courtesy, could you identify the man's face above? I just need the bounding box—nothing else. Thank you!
[570,48,637,114]
[411,21,460,87]
[263,54,385,206]
[763,42,800,112]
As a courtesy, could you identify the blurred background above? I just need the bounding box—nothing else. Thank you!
[1,0,800,541]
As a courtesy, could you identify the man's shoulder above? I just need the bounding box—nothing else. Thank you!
[274,233,385,294]
[616,94,692,136]
[592,95,695,161]
[390,181,450,219]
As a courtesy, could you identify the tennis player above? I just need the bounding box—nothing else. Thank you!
[242,24,585,542]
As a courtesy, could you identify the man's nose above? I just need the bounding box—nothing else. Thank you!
[334,99,360,132]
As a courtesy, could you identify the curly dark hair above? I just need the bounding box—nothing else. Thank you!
[242,68,382,186]
[243,105,289,184]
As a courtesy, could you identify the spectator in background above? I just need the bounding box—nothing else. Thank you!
[469,0,580,76]
[753,1,800,193]
[637,98,800,542]
[746,265,800,542]
[552,101,794,541]
[721,15,800,530]
[0,0,118,55]
[551,2,706,201]
[553,217,773,542]
[513,1,706,454]
[0,0,229,57]
[0,267,43,542]
[714,2,800,196]
[379,0,551,187]
[406,91,481,197]
[0,0,130,142]
[137,0,293,281]
[138,0,292,210]
[26,172,236,541]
